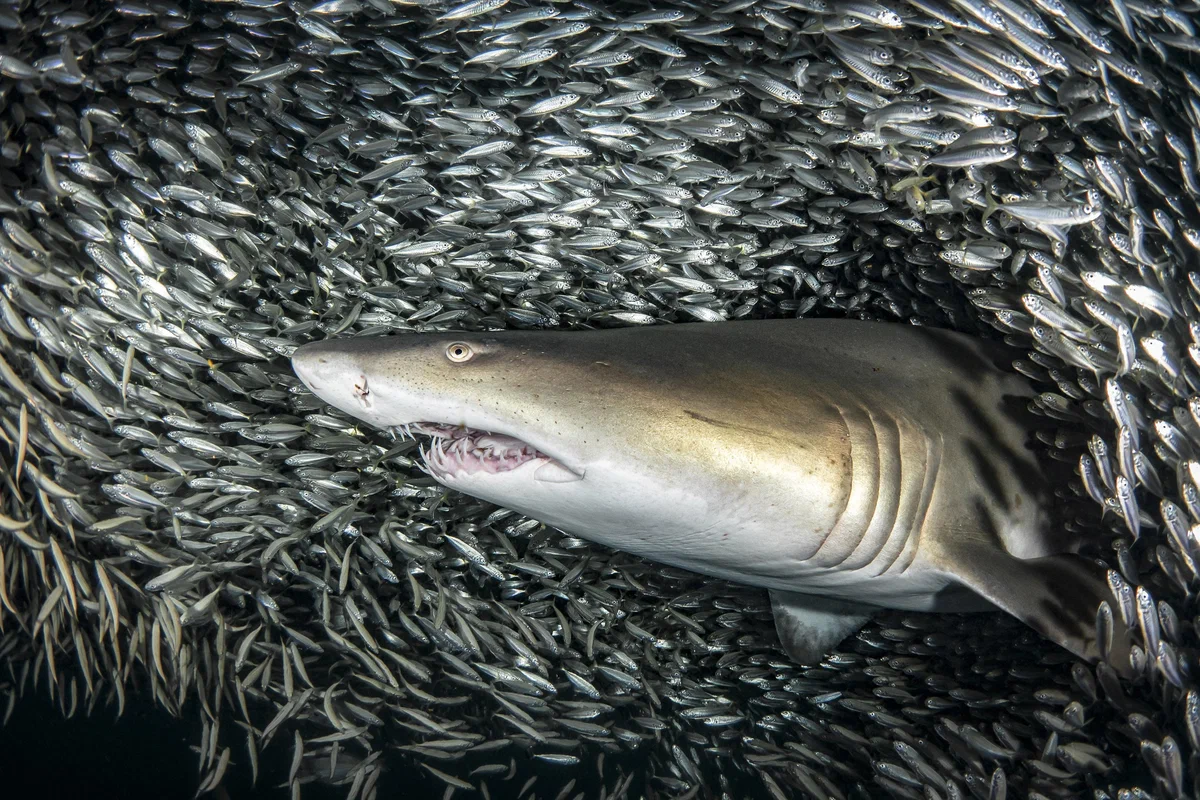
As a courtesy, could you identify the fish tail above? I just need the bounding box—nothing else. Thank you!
[981,189,1001,227]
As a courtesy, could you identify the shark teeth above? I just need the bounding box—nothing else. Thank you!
[413,422,549,477]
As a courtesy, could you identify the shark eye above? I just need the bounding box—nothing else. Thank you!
[446,342,474,363]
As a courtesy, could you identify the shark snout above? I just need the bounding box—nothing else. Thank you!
[291,341,375,417]
[291,341,337,394]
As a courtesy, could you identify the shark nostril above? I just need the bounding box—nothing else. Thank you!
[352,375,371,407]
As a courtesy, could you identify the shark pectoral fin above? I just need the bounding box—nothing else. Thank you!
[938,541,1134,677]
[768,590,874,665]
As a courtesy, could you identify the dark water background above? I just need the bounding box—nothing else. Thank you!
[0,689,636,799]
[0,691,534,799]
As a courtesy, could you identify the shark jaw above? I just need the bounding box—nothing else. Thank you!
[400,423,585,485]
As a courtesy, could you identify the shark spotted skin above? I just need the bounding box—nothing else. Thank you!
[292,319,1131,672]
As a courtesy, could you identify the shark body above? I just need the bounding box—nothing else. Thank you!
[292,319,1128,669]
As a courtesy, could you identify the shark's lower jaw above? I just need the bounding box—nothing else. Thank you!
[403,423,582,483]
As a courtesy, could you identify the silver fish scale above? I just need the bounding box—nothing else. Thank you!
[0,0,1196,798]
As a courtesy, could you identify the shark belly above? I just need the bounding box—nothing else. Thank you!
[444,398,954,609]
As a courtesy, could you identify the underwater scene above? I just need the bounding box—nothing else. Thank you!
[0,0,1198,798]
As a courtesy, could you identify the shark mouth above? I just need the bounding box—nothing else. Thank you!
[400,423,583,483]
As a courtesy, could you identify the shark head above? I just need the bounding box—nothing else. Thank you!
[292,331,590,484]
[290,325,851,579]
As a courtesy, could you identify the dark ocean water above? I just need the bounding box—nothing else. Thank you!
[1,691,208,799]
[0,691,419,799]
[0,689,643,799]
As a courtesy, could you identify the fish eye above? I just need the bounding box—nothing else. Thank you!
[446,342,475,363]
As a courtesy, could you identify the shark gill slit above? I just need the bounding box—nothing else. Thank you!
[885,432,943,575]
[882,416,933,575]
[861,412,930,578]
[840,408,905,572]
[811,402,880,569]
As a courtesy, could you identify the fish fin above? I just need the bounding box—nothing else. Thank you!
[981,189,1001,227]
[938,541,1134,677]
[768,590,874,664]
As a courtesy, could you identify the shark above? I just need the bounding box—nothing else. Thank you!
[291,318,1131,672]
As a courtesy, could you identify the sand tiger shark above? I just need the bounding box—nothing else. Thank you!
[291,319,1130,671]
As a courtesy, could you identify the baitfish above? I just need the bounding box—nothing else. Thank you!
[292,319,1131,672]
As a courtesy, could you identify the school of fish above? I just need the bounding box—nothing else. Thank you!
[0,0,1198,797]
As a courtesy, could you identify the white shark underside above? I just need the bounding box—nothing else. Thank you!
[291,319,1130,673]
